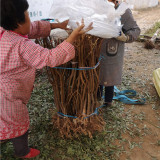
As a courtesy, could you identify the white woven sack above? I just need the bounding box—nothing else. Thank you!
[49,0,132,38]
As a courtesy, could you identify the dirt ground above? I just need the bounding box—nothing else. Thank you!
[118,3,160,160]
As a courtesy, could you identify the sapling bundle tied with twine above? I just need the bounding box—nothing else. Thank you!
[36,34,105,138]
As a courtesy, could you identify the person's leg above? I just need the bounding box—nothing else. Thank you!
[104,86,114,106]
[97,85,103,100]
[11,131,40,158]
[11,131,30,157]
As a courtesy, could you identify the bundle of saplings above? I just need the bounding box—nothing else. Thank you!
[36,35,104,138]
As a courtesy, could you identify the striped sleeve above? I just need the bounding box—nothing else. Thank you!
[28,21,51,39]
[19,39,75,69]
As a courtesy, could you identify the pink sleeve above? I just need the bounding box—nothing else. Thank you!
[19,39,75,69]
[28,21,51,39]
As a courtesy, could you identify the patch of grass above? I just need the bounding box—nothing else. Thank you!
[1,69,149,160]
[144,21,160,36]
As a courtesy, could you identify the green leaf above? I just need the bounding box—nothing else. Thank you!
[67,147,74,155]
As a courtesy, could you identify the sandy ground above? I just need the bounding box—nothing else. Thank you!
[133,3,160,34]
[118,3,160,160]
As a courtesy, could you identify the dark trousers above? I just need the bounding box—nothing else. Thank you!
[97,85,114,103]
[10,131,30,157]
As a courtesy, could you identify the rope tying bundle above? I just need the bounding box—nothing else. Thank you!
[52,56,103,70]
[57,104,105,119]
[54,56,105,119]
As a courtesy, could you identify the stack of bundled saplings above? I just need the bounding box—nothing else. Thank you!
[36,35,104,138]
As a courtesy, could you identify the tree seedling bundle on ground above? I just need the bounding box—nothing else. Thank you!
[36,35,105,138]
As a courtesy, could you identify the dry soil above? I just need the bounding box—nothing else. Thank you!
[118,3,160,160]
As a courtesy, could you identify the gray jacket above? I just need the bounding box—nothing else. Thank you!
[99,8,140,86]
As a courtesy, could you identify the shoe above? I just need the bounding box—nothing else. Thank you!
[21,148,40,159]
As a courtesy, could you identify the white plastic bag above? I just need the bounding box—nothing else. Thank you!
[49,0,132,38]
[27,0,53,21]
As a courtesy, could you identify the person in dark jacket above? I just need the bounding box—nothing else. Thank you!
[98,0,141,106]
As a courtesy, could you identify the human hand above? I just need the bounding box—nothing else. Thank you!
[66,18,93,44]
[50,19,70,30]
[59,19,70,30]
[116,31,129,42]
[75,18,93,35]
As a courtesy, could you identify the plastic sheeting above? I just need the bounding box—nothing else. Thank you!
[27,0,159,21]
[27,0,53,21]
[125,0,159,9]
[49,0,132,38]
